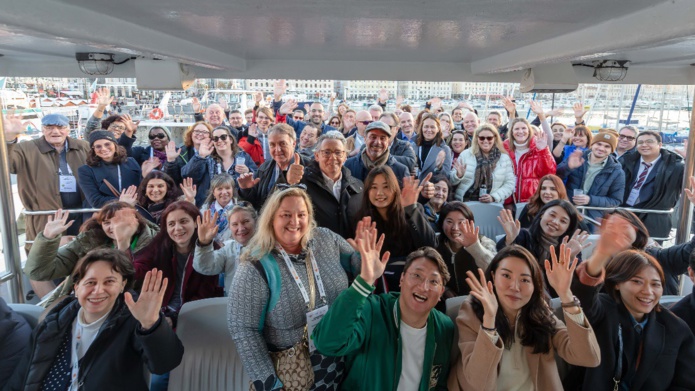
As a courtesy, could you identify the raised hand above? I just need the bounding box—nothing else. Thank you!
[42,209,74,239]
[594,214,634,258]
[95,87,114,107]
[349,223,389,286]
[420,181,435,199]
[458,101,474,111]
[273,79,287,101]
[675,139,687,159]
[198,139,214,158]
[544,244,579,302]
[457,219,479,248]
[119,185,138,206]
[196,209,219,246]
[329,92,336,102]
[238,172,260,189]
[453,159,467,178]
[165,141,181,163]
[303,103,311,114]
[254,91,264,105]
[192,97,202,113]
[429,97,442,111]
[3,114,27,140]
[396,96,404,107]
[141,158,160,178]
[218,97,229,110]
[247,123,259,137]
[402,172,431,207]
[573,102,588,120]
[279,99,298,115]
[684,176,695,204]
[378,89,389,104]
[501,96,516,115]
[435,150,446,169]
[120,114,139,137]
[349,216,377,252]
[125,268,168,330]
[567,149,585,170]
[497,209,521,245]
[561,127,575,143]
[110,208,139,251]
[286,153,304,185]
[180,177,197,203]
[529,100,544,119]
[546,107,565,117]
[563,229,590,259]
[534,132,548,151]
[465,269,498,328]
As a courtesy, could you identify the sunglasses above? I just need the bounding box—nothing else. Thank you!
[149,133,167,140]
[359,121,373,125]
[478,136,495,142]
[330,121,340,126]
[276,183,307,191]
[618,135,636,141]
[213,134,230,142]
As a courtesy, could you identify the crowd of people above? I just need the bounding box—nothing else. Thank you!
[2,80,695,391]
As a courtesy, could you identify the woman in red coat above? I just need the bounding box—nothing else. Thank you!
[503,117,556,203]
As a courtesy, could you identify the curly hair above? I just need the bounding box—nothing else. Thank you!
[136,170,181,208]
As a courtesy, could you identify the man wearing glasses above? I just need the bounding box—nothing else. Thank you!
[301,131,364,238]
[4,113,90,296]
[313,246,454,391]
[274,80,337,138]
[346,110,373,157]
[612,125,639,159]
[619,130,684,242]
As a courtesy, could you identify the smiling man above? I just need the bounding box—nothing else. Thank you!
[313,245,454,391]
[619,130,684,241]
[344,121,409,184]
[557,130,625,226]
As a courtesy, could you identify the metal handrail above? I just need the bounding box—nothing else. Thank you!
[23,208,100,216]
[577,206,674,215]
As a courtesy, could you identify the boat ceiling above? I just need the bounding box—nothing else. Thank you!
[0,0,694,84]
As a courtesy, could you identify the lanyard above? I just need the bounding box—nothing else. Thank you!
[277,247,326,309]
[58,141,74,176]
[69,323,84,390]
[117,165,122,191]
[613,323,623,391]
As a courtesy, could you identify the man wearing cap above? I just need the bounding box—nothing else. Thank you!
[4,113,90,294]
[557,129,625,228]
[619,130,684,241]
[344,121,409,184]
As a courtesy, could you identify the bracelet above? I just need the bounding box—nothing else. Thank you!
[481,325,496,332]
[561,296,581,308]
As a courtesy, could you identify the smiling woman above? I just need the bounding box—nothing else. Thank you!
[136,171,181,223]
[228,187,362,391]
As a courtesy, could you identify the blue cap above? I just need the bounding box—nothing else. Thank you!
[41,114,70,127]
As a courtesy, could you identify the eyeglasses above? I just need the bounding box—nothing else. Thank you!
[636,139,658,146]
[192,130,210,136]
[406,272,442,289]
[108,124,126,131]
[330,121,340,126]
[318,150,346,158]
[213,134,230,142]
[359,121,373,126]
[478,136,495,142]
[618,135,636,141]
[276,183,307,191]
[149,133,167,140]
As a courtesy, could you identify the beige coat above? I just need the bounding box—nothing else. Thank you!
[7,137,90,249]
[448,300,600,391]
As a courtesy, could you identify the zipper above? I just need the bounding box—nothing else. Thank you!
[179,255,189,306]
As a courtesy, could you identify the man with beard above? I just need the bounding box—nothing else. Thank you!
[274,80,337,137]
[344,121,409,184]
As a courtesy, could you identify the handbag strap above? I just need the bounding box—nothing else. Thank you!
[102,178,121,198]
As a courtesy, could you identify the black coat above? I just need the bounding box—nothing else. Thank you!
[645,234,695,295]
[619,149,685,238]
[0,298,31,389]
[389,139,417,174]
[571,279,695,391]
[301,160,363,239]
[4,296,183,391]
[671,287,695,334]
[162,145,196,185]
[77,157,142,208]
[238,154,312,210]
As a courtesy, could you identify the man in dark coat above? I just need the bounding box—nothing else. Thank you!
[344,121,409,185]
[671,250,695,333]
[619,131,684,241]
[301,131,363,239]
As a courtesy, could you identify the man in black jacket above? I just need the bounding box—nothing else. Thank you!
[671,250,695,333]
[619,130,684,241]
[301,131,363,238]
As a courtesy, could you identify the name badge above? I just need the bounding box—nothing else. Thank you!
[59,175,77,193]
[306,305,329,353]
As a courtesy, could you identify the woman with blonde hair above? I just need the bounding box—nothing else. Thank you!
[163,121,212,184]
[450,124,516,202]
[438,111,455,143]
[228,187,361,391]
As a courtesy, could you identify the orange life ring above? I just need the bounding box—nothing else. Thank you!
[149,108,164,120]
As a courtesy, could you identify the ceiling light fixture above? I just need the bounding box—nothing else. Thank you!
[593,60,629,82]
[76,52,115,75]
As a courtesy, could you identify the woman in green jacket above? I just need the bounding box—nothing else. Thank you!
[23,201,158,305]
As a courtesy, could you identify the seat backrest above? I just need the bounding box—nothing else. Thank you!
[580,234,600,260]
[169,298,251,391]
[8,303,45,329]
[466,202,505,239]
[445,295,468,364]
[515,202,528,220]
[659,295,684,310]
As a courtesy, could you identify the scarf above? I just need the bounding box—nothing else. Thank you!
[360,148,390,171]
[466,147,501,201]
[152,148,168,166]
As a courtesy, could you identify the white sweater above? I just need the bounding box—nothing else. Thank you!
[449,149,517,202]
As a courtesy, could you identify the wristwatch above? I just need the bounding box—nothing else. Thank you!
[561,296,581,308]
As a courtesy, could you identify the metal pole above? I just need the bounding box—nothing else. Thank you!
[615,85,625,130]
[626,84,641,125]
[676,89,695,247]
[0,100,25,303]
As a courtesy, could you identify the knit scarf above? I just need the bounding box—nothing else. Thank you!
[467,147,501,200]
[360,148,390,171]
[152,148,168,166]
